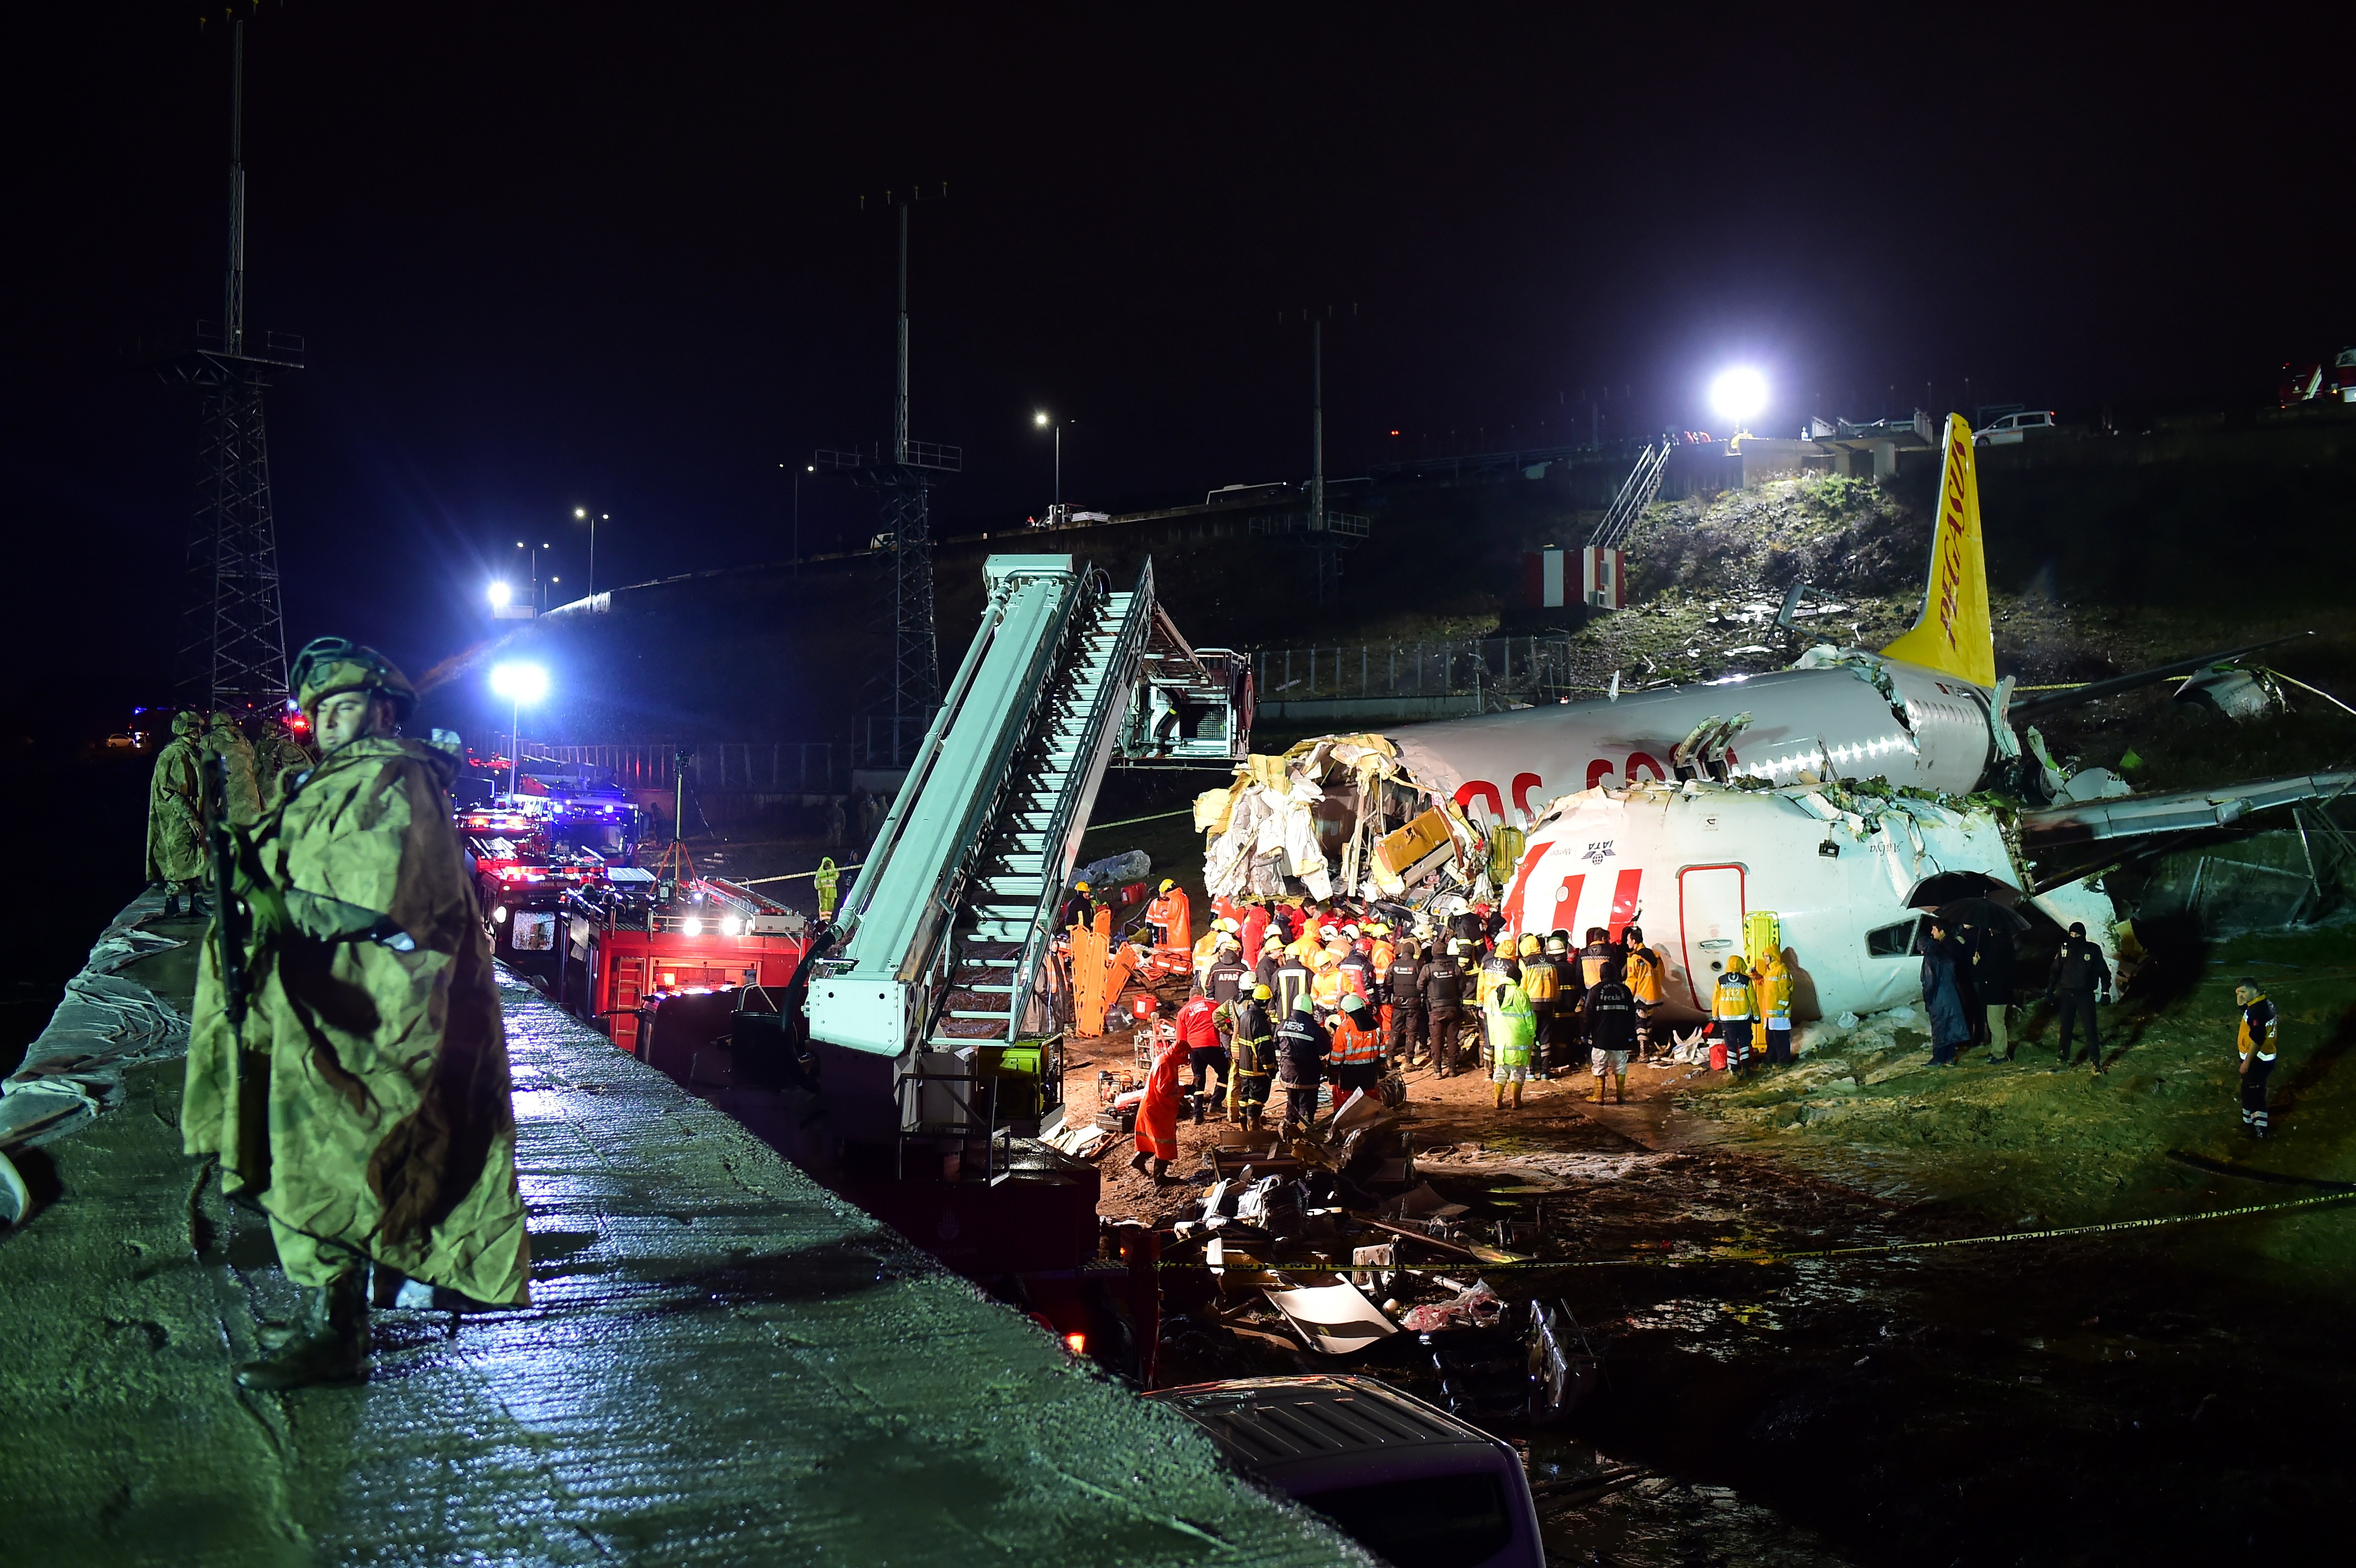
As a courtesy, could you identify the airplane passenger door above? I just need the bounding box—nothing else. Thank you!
[1678,865,1747,1008]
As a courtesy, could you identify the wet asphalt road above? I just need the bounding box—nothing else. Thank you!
[0,903,1367,1568]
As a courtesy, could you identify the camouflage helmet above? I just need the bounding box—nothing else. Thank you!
[171,711,202,738]
[291,637,417,722]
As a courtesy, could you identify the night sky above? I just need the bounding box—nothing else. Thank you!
[7,5,2343,732]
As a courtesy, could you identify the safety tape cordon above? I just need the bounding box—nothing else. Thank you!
[1159,1187,2356,1274]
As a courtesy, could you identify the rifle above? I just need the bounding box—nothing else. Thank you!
[203,753,249,1028]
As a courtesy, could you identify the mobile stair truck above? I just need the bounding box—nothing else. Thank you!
[722,555,1248,1365]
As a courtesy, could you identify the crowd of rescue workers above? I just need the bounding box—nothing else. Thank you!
[1074,871,2278,1187]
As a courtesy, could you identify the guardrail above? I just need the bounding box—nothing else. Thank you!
[1248,635,1588,705]
[506,740,861,793]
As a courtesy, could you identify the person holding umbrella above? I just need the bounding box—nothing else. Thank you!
[1921,918,1975,1067]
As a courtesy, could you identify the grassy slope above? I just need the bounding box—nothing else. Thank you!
[1677,925,2356,1294]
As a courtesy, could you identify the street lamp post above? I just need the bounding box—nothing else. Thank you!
[1033,411,1061,518]
[572,507,609,597]
[489,662,549,800]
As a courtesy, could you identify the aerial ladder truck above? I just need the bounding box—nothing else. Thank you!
[738,554,1248,1274]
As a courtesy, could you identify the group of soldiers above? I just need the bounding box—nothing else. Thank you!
[143,708,315,917]
[142,641,533,1393]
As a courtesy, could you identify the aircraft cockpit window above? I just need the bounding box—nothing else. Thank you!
[1865,918,1923,958]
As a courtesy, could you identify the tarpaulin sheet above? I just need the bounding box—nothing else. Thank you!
[0,889,189,1152]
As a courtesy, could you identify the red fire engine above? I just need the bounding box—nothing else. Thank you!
[557,871,810,1054]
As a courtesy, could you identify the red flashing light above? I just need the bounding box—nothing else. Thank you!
[1062,1331,1087,1356]
[1389,429,1400,436]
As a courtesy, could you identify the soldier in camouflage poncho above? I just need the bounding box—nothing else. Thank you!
[184,638,530,1391]
[146,710,207,917]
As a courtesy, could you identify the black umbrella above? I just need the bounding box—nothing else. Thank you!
[1931,895,2030,933]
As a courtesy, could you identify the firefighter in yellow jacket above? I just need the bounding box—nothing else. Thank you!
[1713,954,1760,1074]
[184,638,531,1391]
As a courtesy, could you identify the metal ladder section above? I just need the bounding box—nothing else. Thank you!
[806,554,1151,1065]
[936,564,1155,1050]
[1589,438,1670,550]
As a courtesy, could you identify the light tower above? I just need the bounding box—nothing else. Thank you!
[160,18,301,713]
[815,186,960,767]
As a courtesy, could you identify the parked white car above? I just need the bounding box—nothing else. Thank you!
[1974,410,2057,445]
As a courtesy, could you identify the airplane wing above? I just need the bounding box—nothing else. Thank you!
[2007,632,2313,724]
[2018,769,2356,891]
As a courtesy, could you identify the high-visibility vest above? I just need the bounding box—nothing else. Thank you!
[1624,946,1663,1005]
[1485,983,1536,1066]
[1331,1012,1382,1065]
[1518,957,1560,1004]
[1311,966,1345,1011]
[1758,964,1793,1022]
[1275,961,1312,1017]
[1712,971,1758,1022]
[1368,938,1395,973]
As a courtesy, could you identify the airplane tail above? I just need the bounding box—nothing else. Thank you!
[1878,414,1996,688]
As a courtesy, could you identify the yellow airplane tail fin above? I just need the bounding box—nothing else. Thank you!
[1878,413,1996,688]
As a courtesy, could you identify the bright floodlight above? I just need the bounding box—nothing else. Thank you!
[1034,411,1050,426]
[573,506,587,519]
[487,580,513,609]
[1710,367,1768,426]
[490,662,549,705]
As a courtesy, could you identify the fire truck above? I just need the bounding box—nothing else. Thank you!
[555,872,810,1056]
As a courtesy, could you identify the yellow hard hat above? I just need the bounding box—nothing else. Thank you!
[1075,881,1091,893]
[1159,879,1176,893]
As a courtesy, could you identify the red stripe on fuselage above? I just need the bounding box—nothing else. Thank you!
[1505,840,1552,933]
[1551,873,1585,936]
[1608,869,1643,940]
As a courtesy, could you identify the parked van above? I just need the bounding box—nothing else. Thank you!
[1974,410,2056,445]
[1144,1374,1545,1567]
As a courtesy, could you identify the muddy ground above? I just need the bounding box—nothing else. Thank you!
[1062,966,2356,1567]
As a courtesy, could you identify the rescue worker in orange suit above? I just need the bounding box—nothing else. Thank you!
[1385,937,1425,1068]
[2235,978,2279,1138]
[2046,921,2112,1073]
[1175,987,1227,1117]
[1128,1006,1187,1183]
[1417,941,1468,1077]
[1713,953,1759,1073]
[1241,902,1271,964]
[1274,995,1330,1137]
[1329,992,1384,1099]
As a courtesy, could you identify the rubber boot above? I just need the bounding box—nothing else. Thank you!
[1510,1081,1523,1109]
[162,893,181,919]
[1493,1082,1506,1109]
[236,1270,368,1391]
[1150,1158,1172,1186]
[1128,1149,1152,1176]
[1614,1073,1627,1104]
[1589,1079,1604,1104]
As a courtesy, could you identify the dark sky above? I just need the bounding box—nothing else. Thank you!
[6,4,2344,730]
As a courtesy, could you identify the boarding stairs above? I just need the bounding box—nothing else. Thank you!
[805,555,1243,1169]
[1589,437,1671,550]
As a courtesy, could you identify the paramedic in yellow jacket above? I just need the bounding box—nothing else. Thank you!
[184,638,531,1392]
[2235,979,2279,1139]
[1757,948,1796,1066]
[1713,954,1760,1074]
